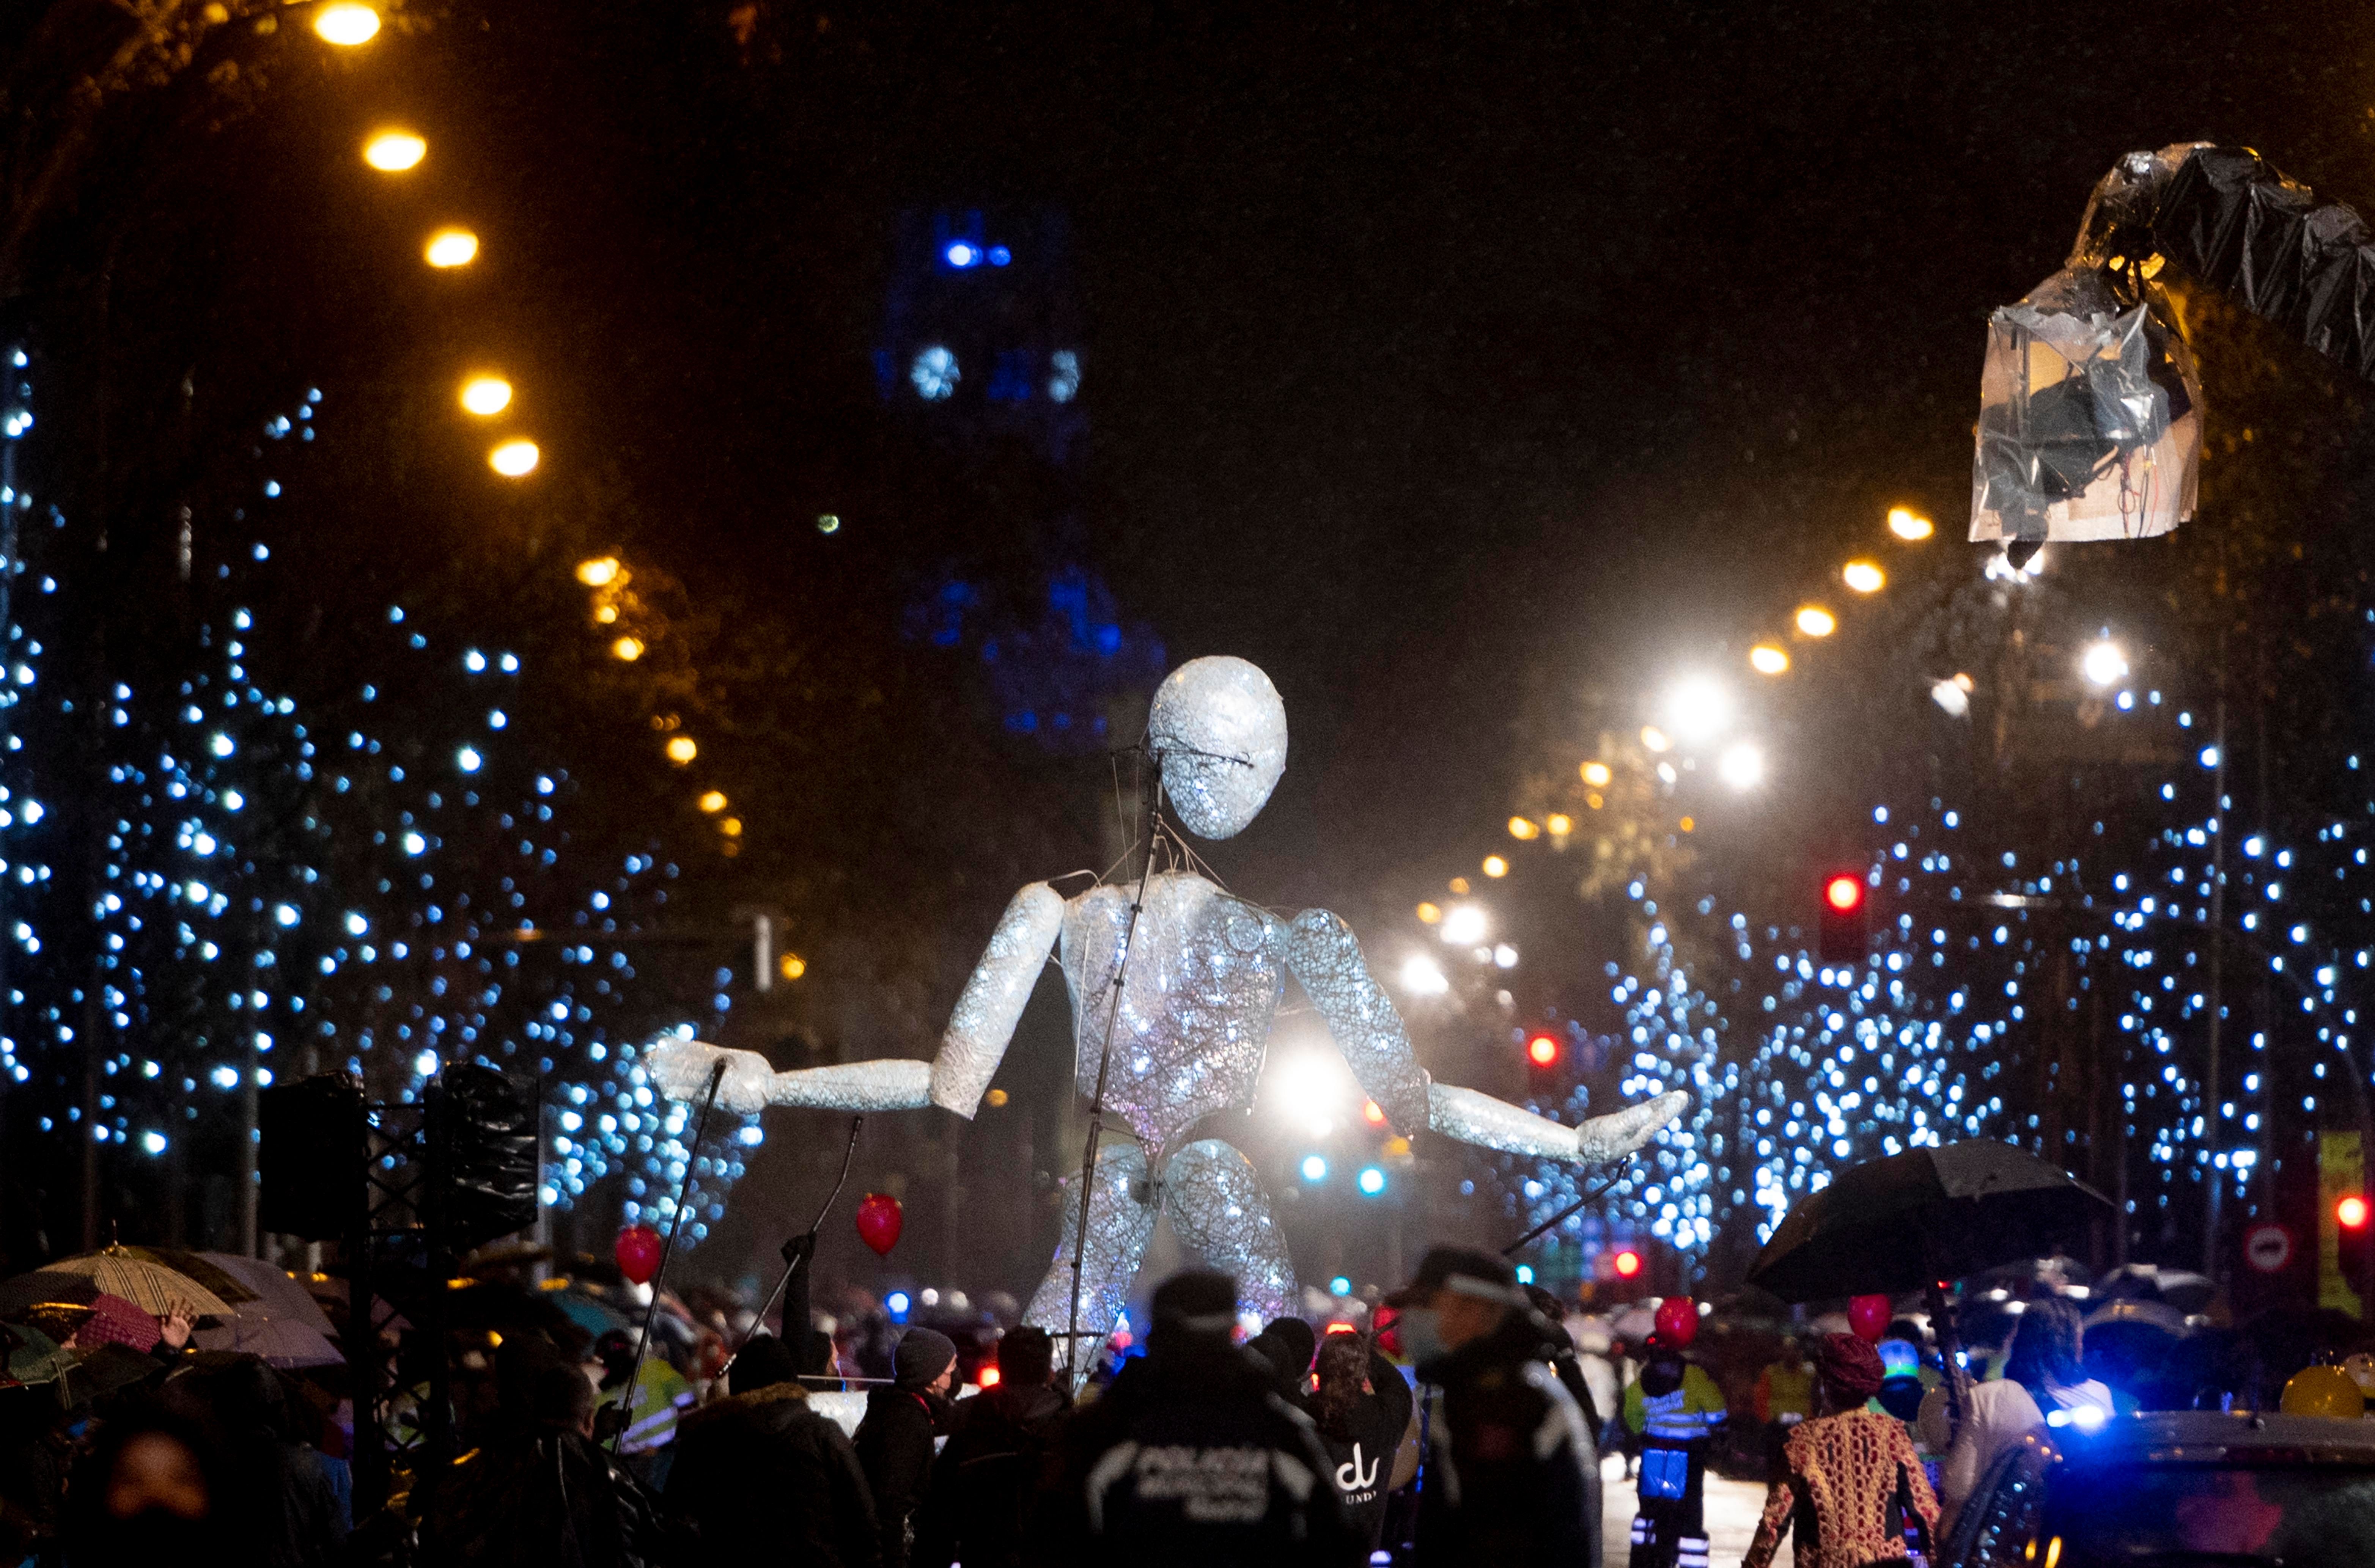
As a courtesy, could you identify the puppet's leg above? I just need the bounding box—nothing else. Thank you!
[1161,1138,1297,1325]
[1023,1140,1158,1387]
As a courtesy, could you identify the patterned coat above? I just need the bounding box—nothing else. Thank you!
[1743,1409,1939,1568]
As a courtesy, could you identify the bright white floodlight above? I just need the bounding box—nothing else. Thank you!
[1439,904,1487,946]
[2081,640,2128,689]
[1717,742,1764,790]
[1663,676,1732,744]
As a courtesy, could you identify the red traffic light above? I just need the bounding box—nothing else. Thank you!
[1526,1032,1560,1067]
[1824,874,1864,913]
[2340,1195,2370,1231]
[1612,1248,1643,1279]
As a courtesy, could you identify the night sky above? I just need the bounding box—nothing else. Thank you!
[401,0,2375,923]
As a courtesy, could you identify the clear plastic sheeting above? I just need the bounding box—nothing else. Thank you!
[929,880,1064,1115]
[1970,266,2200,549]
[1059,872,1285,1169]
[1022,1141,1158,1382]
[1282,908,1434,1135]
[1164,1139,1297,1324]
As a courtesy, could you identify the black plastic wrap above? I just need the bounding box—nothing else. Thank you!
[437,1064,539,1251]
[2083,143,2375,385]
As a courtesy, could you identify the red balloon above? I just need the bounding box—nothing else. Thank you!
[615,1224,664,1286]
[856,1192,904,1257]
[1654,1296,1699,1348]
[1848,1293,1892,1343]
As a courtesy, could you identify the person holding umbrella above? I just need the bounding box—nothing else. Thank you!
[1742,1334,1938,1568]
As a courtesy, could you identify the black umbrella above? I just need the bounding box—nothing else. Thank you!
[1747,1140,2112,1302]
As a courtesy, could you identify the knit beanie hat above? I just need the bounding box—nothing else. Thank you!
[893,1326,958,1390]
[1815,1332,1886,1405]
[1150,1269,1239,1337]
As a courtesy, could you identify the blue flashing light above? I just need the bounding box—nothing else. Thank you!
[1300,1154,1328,1183]
[1357,1166,1387,1196]
[1514,1264,1534,1284]
[886,1290,912,1320]
[945,242,978,268]
[1329,1275,1351,1296]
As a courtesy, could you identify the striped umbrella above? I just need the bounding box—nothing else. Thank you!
[0,1247,236,1318]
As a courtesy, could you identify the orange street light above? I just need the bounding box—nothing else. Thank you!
[363,131,425,171]
[1795,605,1837,637]
[611,636,645,662]
[425,228,479,268]
[665,736,698,764]
[315,3,381,45]
[488,439,539,477]
[1843,560,1885,594]
[576,557,620,587]
[460,376,512,416]
[1749,644,1789,675]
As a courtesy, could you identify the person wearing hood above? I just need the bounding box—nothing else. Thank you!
[1246,1315,1317,1412]
[668,1332,878,1567]
[854,1326,958,1568]
[1390,1246,1595,1567]
[911,1324,1070,1568]
[1040,1269,1361,1566]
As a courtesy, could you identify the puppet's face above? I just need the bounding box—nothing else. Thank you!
[1147,656,1287,840]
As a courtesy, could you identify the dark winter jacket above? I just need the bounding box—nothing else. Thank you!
[1414,1311,1597,1568]
[1038,1331,1364,1568]
[852,1384,949,1568]
[910,1382,1071,1568]
[667,1380,879,1568]
[418,1428,677,1568]
[1313,1345,1413,1551]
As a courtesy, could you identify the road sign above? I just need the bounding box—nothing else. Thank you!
[2246,1222,2295,1275]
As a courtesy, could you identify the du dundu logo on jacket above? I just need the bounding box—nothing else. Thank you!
[1334,1442,1381,1502]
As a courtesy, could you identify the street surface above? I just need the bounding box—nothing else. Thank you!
[1601,1457,1789,1567]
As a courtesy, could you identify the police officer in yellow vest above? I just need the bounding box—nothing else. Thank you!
[1621,1321,1725,1568]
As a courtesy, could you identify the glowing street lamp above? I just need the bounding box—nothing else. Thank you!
[363,131,426,171]
[2081,639,2129,688]
[460,376,513,416]
[1481,855,1508,878]
[698,790,728,814]
[611,636,645,662]
[1439,904,1486,946]
[314,3,381,45]
[576,557,621,588]
[1795,605,1837,637]
[1842,560,1886,594]
[1748,644,1789,675]
[424,228,479,267]
[665,736,698,764]
[1662,676,1732,745]
[1507,816,1539,841]
[1580,761,1612,787]
[1398,954,1449,996]
[1718,741,1765,790]
[488,438,539,477]
[1887,506,1935,541]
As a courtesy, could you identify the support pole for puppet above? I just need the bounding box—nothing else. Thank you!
[609,1057,724,1453]
[1501,1161,1633,1258]
[1063,747,1163,1384]
[730,1114,865,1367]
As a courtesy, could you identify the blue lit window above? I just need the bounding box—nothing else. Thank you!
[1047,350,1080,404]
[910,346,959,401]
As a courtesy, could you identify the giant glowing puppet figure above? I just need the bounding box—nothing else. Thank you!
[655,656,1686,1376]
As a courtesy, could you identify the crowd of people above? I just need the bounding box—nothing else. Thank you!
[7,1239,2371,1566]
